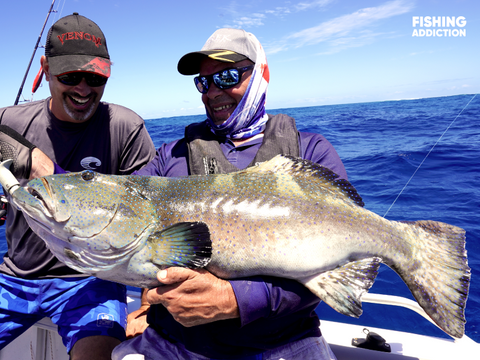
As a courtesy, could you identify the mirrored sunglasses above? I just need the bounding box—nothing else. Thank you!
[194,65,254,94]
[56,72,108,87]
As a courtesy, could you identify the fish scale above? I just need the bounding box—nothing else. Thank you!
[0,155,470,339]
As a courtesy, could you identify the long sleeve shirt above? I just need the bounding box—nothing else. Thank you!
[135,123,348,359]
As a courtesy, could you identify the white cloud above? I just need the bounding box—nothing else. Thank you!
[264,7,291,17]
[288,0,413,47]
[221,0,414,55]
[317,30,383,55]
[294,0,335,12]
[232,13,266,28]
[262,0,414,55]
[409,50,434,56]
[222,0,333,28]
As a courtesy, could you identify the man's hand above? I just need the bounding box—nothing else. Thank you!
[146,267,239,327]
[126,303,150,339]
[0,125,36,179]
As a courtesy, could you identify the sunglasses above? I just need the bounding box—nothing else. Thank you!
[56,72,108,87]
[194,65,254,94]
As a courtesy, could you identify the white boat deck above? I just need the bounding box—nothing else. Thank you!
[323,320,478,360]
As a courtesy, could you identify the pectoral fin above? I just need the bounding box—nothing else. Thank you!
[300,257,381,317]
[148,222,212,268]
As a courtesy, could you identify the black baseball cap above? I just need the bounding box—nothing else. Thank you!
[45,13,111,77]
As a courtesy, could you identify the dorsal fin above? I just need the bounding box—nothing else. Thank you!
[243,154,364,207]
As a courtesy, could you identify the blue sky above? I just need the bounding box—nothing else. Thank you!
[1,0,478,120]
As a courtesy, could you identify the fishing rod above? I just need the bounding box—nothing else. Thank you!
[383,93,478,218]
[13,0,57,106]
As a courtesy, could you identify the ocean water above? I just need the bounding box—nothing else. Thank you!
[1,94,478,342]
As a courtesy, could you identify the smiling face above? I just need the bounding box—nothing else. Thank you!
[199,57,254,126]
[42,56,105,123]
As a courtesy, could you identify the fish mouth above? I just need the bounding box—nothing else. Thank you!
[27,181,54,218]
[25,178,71,222]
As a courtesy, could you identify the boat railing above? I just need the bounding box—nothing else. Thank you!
[361,292,476,345]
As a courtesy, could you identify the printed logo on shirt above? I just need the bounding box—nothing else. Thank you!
[97,313,115,328]
[81,157,101,170]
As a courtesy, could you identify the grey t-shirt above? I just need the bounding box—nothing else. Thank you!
[0,98,155,278]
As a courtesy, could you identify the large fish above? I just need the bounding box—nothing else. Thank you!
[0,155,470,338]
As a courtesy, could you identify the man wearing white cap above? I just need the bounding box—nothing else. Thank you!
[0,13,155,360]
[117,28,345,360]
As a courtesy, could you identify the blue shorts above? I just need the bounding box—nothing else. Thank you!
[0,274,127,353]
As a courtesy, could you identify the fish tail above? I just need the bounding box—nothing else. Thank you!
[395,220,470,338]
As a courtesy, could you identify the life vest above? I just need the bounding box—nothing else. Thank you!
[185,114,300,175]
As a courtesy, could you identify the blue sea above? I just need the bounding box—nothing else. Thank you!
[1,94,478,342]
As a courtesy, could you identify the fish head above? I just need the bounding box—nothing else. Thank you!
[25,171,112,236]
[14,171,157,274]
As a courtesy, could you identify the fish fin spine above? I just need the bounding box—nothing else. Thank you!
[247,155,364,207]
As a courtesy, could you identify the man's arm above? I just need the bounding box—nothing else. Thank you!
[0,125,54,179]
[30,148,54,179]
[143,266,319,328]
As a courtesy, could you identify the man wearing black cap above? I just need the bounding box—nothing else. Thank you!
[0,13,155,359]
[117,28,344,360]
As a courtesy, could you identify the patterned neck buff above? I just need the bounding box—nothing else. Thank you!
[206,42,270,140]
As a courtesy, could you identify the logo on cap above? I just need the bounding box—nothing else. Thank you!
[208,51,238,63]
[56,31,103,48]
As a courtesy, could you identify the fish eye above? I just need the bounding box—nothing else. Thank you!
[81,171,95,181]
